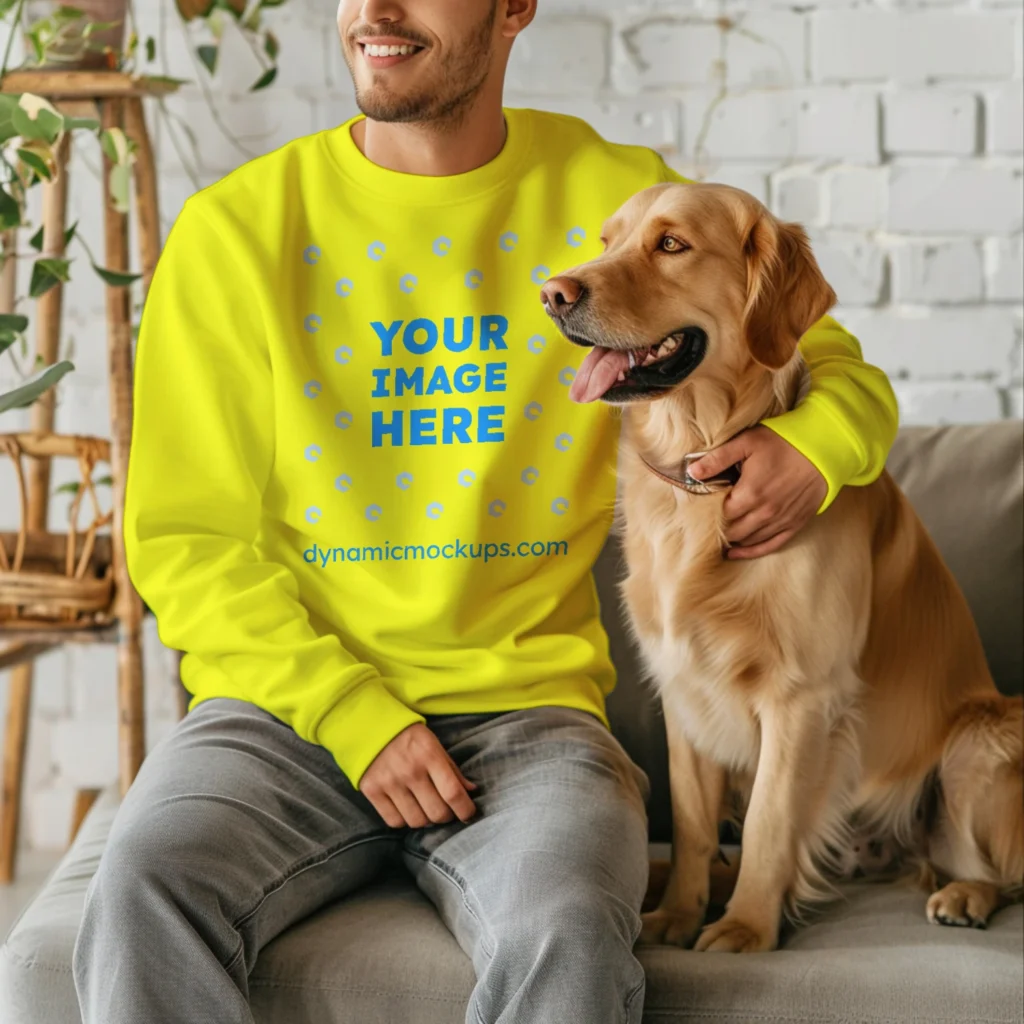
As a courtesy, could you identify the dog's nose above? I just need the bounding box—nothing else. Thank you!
[540,276,583,314]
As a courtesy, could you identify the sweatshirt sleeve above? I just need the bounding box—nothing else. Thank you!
[762,315,899,513]
[124,195,424,787]
[654,158,899,513]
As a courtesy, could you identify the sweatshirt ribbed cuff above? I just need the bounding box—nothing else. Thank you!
[316,676,425,788]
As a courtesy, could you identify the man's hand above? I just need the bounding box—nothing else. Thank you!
[688,426,827,560]
[360,723,478,829]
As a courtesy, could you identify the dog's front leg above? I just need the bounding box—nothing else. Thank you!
[696,696,825,953]
[640,706,726,947]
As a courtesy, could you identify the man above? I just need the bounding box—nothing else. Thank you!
[73,2,898,1022]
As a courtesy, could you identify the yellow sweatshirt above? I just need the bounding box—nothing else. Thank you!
[125,108,898,786]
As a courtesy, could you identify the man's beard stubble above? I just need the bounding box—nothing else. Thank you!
[346,5,497,128]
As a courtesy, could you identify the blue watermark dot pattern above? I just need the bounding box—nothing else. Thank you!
[558,367,576,386]
[335,411,353,429]
[399,274,417,294]
[303,245,321,265]
[304,314,321,334]
[396,472,414,490]
[551,497,569,515]
[335,278,354,298]
[524,402,542,421]
[527,334,546,354]
[305,444,322,462]
[335,474,353,492]
[335,346,353,365]
[368,241,386,261]
[432,236,452,256]
[488,499,506,517]
[499,231,518,252]
[426,502,444,520]
[465,269,483,289]
[366,504,383,521]
[521,466,539,485]
[566,227,586,248]
[305,506,321,524]
[304,380,321,399]
[531,265,550,285]
[458,469,476,487]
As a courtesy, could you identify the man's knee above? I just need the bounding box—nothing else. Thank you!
[79,796,243,959]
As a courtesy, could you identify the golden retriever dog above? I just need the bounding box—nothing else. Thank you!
[540,182,1024,953]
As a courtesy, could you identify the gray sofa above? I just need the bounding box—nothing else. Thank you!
[3,423,1022,1024]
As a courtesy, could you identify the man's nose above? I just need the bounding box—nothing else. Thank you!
[540,276,583,314]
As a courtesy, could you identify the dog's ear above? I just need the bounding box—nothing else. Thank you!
[741,213,836,370]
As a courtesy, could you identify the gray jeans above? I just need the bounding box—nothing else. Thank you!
[72,698,651,1024]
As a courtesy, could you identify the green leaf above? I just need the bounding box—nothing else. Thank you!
[28,221,78,252]
[263,30,279,60]
[29,257,72,298]
[109,163,131,213]
[145,36,156,62]
[197,44,218,75]
[93,474,113,487]
[11,104,64,144]
[63,115,100,133]
[0,189,21,230]
[91,262,141,287]
[17,146,53,181]
[0,336,17,357]
[0,360,75,414]
[55,480,80,495]
[0,314,29,334]
[251,66,277,91]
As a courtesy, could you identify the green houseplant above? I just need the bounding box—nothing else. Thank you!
[0,0,291,416]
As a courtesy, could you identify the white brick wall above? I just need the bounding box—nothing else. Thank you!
[2,0,1022,852]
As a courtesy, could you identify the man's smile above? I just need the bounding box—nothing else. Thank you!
[358,38,427,68]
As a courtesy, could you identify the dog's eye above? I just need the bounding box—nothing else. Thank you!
[660,236,690,253]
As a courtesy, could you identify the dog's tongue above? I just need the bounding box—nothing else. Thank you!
[569,346,632,403]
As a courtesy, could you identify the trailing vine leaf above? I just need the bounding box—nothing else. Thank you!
[0,314,29,335]
[29,257,72,298]
[63,115,100,132]
[55,480,80,495]
[145,36,156,61]
[0,360,75,414]
[109,162,131,213]
[0,188,20,230]
[29,221,78,252]
[17,143,55,181]
[252,66,277,91]
[12,95,65,143]
[197,44,218,74]
[264,30,279,60]
[0,95,21,143]
[90,262,141,287]
[99,126,131,164]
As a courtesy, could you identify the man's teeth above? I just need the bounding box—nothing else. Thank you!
[365,43,418,56]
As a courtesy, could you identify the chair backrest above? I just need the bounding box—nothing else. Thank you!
[598,421,1024,842]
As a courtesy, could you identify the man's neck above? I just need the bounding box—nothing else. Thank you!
[351,97,508,178]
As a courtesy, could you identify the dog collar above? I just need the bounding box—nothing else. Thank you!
[638,450,741,495]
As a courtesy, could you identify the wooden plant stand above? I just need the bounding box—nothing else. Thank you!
[0,71,174,882]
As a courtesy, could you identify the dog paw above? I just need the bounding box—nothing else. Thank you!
[639,908,704,947]
[694,915,777,953]
[926,883,992,930]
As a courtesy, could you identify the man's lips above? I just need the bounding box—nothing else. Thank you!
[357,38,426,69]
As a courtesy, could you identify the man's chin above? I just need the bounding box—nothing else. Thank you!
[354,88,434,125]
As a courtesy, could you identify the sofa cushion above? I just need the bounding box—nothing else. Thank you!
[2,785,1022,1024]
